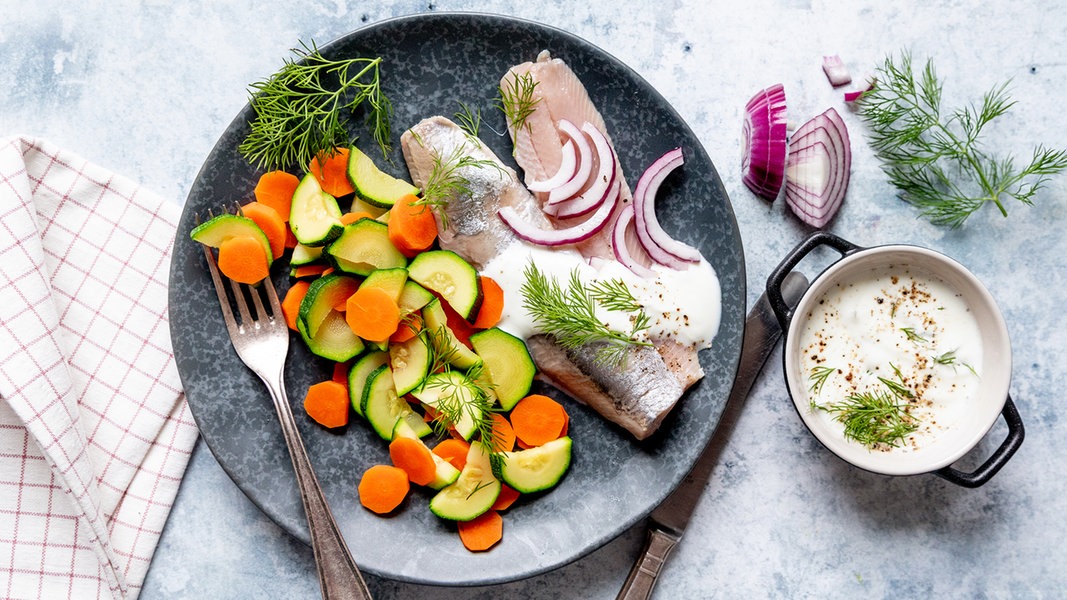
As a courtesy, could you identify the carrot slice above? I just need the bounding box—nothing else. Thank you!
[281,280,311,331]
[389,312,424,343]
[332,361,350,385]
[509,394,569,448]
[491,484,520,511]
[241,202,287,260]
[345,286,401,343]
[216,235,270,284]
[489,413,516,453]
[253,170,299,221]
[389,437,437,486]
[302,380,349,428]
[290,264,330,279]
[431,438,470,471]
[358,464,410,514]
[471,276,504,329]
[340,210,375,226]
[457,509,503,552]
[284,227,299,249]
[308,147,355,197]
[387,193,438,257]
[441,297,475,347]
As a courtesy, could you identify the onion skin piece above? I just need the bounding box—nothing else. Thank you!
[783,107,851,228]
[741,83,788,201]
[633,147,701,266]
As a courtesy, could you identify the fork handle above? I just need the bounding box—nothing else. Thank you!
[267,373,373,600]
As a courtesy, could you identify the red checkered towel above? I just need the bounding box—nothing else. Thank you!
[0,137,198,599]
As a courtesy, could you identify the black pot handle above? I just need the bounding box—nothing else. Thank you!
[934,396,1025,488]
[766,231,862,331]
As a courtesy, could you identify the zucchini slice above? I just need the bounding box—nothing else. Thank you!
[469,328,536,410]
[495,436,572,494]
[347,350,389,417]
[407,250,482,321]
[429,441,501,521]
[298,274,359,339]
[325,218,407,276]
[422,298,481,370]
[346,146,419,208]
[289,174,344,246]
[412,370,485,441]
[362,364,417,441]
[392,419,458,490]
[389,333,431,397]
[190,213,273,268]
[297,309,365,363]
[361,267,408,303]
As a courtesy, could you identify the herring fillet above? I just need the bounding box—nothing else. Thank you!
[401,116,701,440]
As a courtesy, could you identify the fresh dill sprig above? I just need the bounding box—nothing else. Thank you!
[814,375,919,448]
[808,365,837,398]
[521,263,652,368]
[454,102,483,138]
[857,51,1067,227]
[496,71,540,133]
[412,143,504,230]
[901,327,927,343]
[239,40,392,170]
[421,361,499,453]
[933,350,978,376]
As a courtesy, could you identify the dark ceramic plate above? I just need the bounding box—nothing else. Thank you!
[169,12,744,586]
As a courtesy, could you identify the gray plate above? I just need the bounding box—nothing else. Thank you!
[169,12,745,586]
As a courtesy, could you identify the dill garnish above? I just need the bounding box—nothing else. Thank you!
[454,102,483,138]
[409,138,505,229]
[808,365,836,398]
[901,327,928,343]
[813,371,918,448]
[238,40,392,170]
[857,51,1067,227]
[496,71,540,133]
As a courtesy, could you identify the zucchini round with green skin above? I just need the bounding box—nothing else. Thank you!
[346,146,420,208]
[289,173,344,246]
[347,350,389,417]
[429,441,501,521]
[297,309,365,362]
[469,328,536,411]
[407,250,482,321]
[298,274,359,338]
[389,333,431,397]
[362,364,417,440]
[190,214,273,268]
[325,218,407,276]
[422,298,481,370]
[494,436,572,494]
[412,370,486,441]
[289,242,323,266]
[360,267,408,303]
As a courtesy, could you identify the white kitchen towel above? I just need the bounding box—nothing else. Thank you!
[0,136,198,599]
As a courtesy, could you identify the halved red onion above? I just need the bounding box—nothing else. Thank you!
[633,147,702,267]
[498,182,619,246]
[527,139,578,192]
[821,55,852,87]
[844,77,876,103]
[547,120,593,204]
[742,84,788,201]
[783,107,851,228]
[545,123,618,219]
[612,204,658,278]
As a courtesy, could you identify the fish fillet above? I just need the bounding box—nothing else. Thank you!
[401,116,703,440]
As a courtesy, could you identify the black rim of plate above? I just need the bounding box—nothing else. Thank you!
[169,11,746,586]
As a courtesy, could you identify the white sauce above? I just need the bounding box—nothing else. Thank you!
[798,265,983,452]
[480,243,721,350]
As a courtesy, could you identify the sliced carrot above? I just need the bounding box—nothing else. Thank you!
[345,286,401,343]
[216,235,270,284]
[332,361,350,385]
[431,438,470,471]
[308,147,355,197]
[291,264,330,279]
[509,394,569,448]
[241,202,287,260]
[358,464,410,514]
[387,193,438,257]
[457,509,503,552]
[389,436,437,486]
[491,484,520,512]
[389,312,424,343]
[253,170,299,221]
[281,280,311,331]
[489,413,516,453]
[303,380,349,429]
[340,210,375,226]
[284,227,299,249]
[471,276,504,329]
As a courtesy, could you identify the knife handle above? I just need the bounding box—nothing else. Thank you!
[616,526,680,600]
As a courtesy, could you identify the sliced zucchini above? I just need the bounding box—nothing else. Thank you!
[392,409,433,440]
[190,213,273,268]
[290,242,324,266]
[325,218,407,276]
[289,174,344,246]
[389,333,432,397]
[429,441,501,521]
[412,370,486,441]
[407,250,482,321]
[297,309,365,362]
[348,195,388,219]
[362,364,417,440]
[347,350,389,417]
[346,146,420,208]
[361,267,408,303]
[494,436,572,494]
[469,328,536,410]
[298,273,359,338]
[422,298,481,370]
[398,280,435,315]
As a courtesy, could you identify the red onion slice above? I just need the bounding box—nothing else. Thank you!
[527,139,578,192]
[547,120,594,204]
[545,123,618,218]
[612,204,657,278]
[822,55,852,87]
[741,83,788,201]
[498,183,619,246]
[633,147,702,267]
[783,107,851,228]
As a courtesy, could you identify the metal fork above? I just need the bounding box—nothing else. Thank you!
[202,243,372,600]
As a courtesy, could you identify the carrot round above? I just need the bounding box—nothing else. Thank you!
[509,394,569,448]
[340,210,375,226]
[303,380,349,428]
[282,280,311,331]
[389,313,423,343]
[309,147,355,197]
[216,235,270,284]
[389,436,437,486]
[240,202,287,260]
[358,464,410,514]
[457,509,503,552]
[332,361,350,385]
[471,276,504,329]
[290,264,330,279]
[489,413,516,453]
[388,193,438,257]
[491,484,520,512]
[431,438,470,471]
[345,286,401,343]
[254,170,299,221]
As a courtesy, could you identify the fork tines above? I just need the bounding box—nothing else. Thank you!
[200,242,282,333]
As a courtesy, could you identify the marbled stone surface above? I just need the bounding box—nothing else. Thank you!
[3,1,1065,598]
